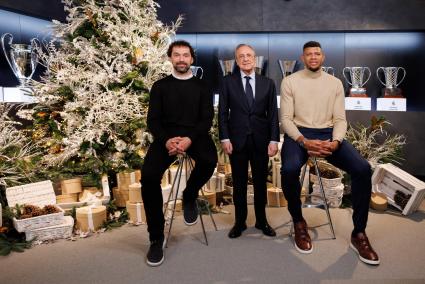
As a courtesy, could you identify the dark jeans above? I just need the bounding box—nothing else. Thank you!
[141,135,217,241]
[229,135,269,226]
[280,128,372,233]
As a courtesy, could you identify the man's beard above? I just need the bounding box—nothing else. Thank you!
[307,66,321,72]
[173,63,190,74]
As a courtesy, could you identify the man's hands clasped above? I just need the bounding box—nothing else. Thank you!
[301,138,339,158]
[165,137,192,156]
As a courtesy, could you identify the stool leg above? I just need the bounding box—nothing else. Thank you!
[196,199,208,245]
[312,157,336,239]
[188,158,218,231]
[165,155,185,248]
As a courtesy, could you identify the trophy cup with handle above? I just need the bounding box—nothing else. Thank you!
[342,66,371,97]
[190,66,204,79]
[255,55,265,75]
[376,66,406,98]
[321,66,335,76]
[278,60,297,78]
[1,33,38,88]
[219,59,235,76]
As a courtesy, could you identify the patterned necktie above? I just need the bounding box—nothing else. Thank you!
[244,76,254,109]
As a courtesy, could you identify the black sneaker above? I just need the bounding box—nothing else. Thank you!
[146,237,165,267]
[183,199,198,226]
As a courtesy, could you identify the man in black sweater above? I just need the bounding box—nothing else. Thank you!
[141,40,217,267]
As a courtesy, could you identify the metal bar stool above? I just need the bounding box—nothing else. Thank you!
[164,153,218,247]
[290,156,336,239]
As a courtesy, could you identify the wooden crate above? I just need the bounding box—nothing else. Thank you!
[372,163,425,215]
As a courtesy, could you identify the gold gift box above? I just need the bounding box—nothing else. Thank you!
[76,205,107,232]
[61,177,83,194]
[117,170,142,190]
[199,190,216,207]
[126,201,146,224]
[129,183,142,203]
[112,187,128,207]
[267,187,287,207]
[56,194,78,204]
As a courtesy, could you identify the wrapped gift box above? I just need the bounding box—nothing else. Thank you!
[165,200,182,219]
[267,187,287,207]
[199,190,216,207]
[112,187,128,207]
[117,170,141,190]
[161,184,172,204]
[61,178,83,194]
[126,201,145,225]
[56,194,78,204]
[129,183,143,203]
[161,169,169,187]
[76,205,107,232]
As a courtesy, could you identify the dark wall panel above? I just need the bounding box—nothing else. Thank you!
[0,0,66,21]
[158,0,425,32]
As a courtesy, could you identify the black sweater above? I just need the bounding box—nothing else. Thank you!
[147,75,214,145]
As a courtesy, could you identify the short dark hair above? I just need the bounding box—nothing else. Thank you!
[303,41,322,50]
[167,40,195,58]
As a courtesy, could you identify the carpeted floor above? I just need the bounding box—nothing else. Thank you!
[1,201,425,284]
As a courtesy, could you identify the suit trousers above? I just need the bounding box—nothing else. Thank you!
[141,135,217,241]
[229,135,269,226]
[280,128,372,233]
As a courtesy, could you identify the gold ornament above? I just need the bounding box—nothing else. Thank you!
[132,47,144,65]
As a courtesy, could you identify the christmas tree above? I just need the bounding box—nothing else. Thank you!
[18,0,181,179]
[0,104,41,188]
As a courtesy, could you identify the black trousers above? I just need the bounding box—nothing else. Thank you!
[141,135,217,241]
[281,128,372,233]
[229,135,269,226]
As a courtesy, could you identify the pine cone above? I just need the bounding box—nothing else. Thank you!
[23,204,41,215]
[31,209,43,217]
[43,205,60,214]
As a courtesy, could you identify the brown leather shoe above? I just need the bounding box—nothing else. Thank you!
[350,232,380,265]
[293,220,313,254]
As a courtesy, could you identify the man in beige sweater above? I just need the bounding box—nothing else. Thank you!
[280,41,380,265]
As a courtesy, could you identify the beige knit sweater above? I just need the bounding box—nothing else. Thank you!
[280,69,347,142]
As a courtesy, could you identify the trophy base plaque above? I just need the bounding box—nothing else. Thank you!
[348,88,368,97]
[345,97,371,111]
[381,87,403,98]
[377,97,406,111]
[1,87,35,103]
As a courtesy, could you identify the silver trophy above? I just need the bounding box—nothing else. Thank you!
[1,33,38,88]
[321,66,335,76]
[342,66,371,97]
[190,66,204,79]
[255,55,265,75]
[376,66,406,98]
[278,60,297,78]
[219,59,235,76]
